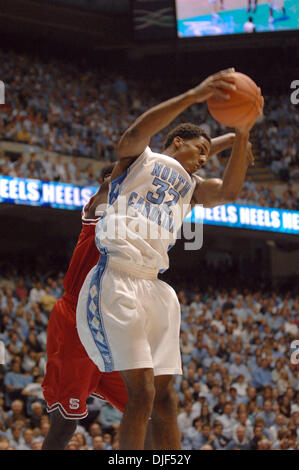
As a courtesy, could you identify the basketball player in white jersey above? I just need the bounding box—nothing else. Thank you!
[76,68,263,449]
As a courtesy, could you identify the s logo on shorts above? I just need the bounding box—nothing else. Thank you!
[69,398,80,410]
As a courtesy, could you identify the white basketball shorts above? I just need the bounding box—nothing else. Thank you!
[76,255,182,376]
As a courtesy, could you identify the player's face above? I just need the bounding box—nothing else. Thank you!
[174,136,211,175]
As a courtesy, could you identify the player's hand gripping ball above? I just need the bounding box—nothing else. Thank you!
[207,72,263,128]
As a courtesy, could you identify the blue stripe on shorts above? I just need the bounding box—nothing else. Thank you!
[87,255,114,372]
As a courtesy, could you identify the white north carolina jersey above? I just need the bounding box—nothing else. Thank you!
[95,147,196,276]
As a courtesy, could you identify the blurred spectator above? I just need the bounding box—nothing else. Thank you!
[7,422,25,448]
[249,424,268,450]
[214,402,237,440]
[29,282,45,305]
[29,402,45,428]
[226,425,250,450]
[251,359,273,390]
[4,399,27,429]
[92,435,105,450]
[40,287,57,314]
[269,414,287,440]
[73,432,87,450]
[103,432,113,450]
[17,427,34,450]
[212,421,230,450]
[21,375,45,415]
[182,416,202,449]
[178,401,200,436]
[229,355,252,383]
[85,422,102,447]
[99,402,122,434]
[31,438,43,450]
[0,436,10,450]
[191,423,215,450]
[4,361,33,406]
[256,399,276,428]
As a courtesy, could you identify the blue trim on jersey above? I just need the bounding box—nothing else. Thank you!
[95,167,130,255]
[87,255,114,372]
[108,168,129,206]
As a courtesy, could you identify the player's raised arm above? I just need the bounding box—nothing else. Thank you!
[209,133,235,156]
[116,69,237,164]
[192,97,263,208]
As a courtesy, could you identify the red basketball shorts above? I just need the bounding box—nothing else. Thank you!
[42,297,127,419]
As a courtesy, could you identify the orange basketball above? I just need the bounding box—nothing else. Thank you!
[207,72,262,128]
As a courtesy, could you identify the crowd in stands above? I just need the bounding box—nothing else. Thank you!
[256,96,299,183]
[0,264,298,450]
[0,268,122,450]
[176,287,299,450]
[235,180,299,211]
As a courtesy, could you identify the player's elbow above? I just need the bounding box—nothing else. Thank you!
[220,190,238,205]
[225,193,238,204]
[221,196,237,206]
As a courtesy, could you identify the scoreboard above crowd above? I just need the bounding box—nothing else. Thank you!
[1,175,299,236]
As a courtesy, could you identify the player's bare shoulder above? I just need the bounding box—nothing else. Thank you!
[192,174,225,208]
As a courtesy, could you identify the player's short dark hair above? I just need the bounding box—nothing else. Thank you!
[100,163,116,180]
[163,123,211,150]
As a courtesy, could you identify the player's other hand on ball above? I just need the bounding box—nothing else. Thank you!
[235,89,264,134]
[191,68,237,103]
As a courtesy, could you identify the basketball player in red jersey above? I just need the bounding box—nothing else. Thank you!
[42,164,128,450]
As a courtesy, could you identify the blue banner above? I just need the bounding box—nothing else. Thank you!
[0,175,96,211]
[1,175,299,235]
[185,204,299,236]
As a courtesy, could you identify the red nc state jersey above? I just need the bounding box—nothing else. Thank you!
[63,194,101,303]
